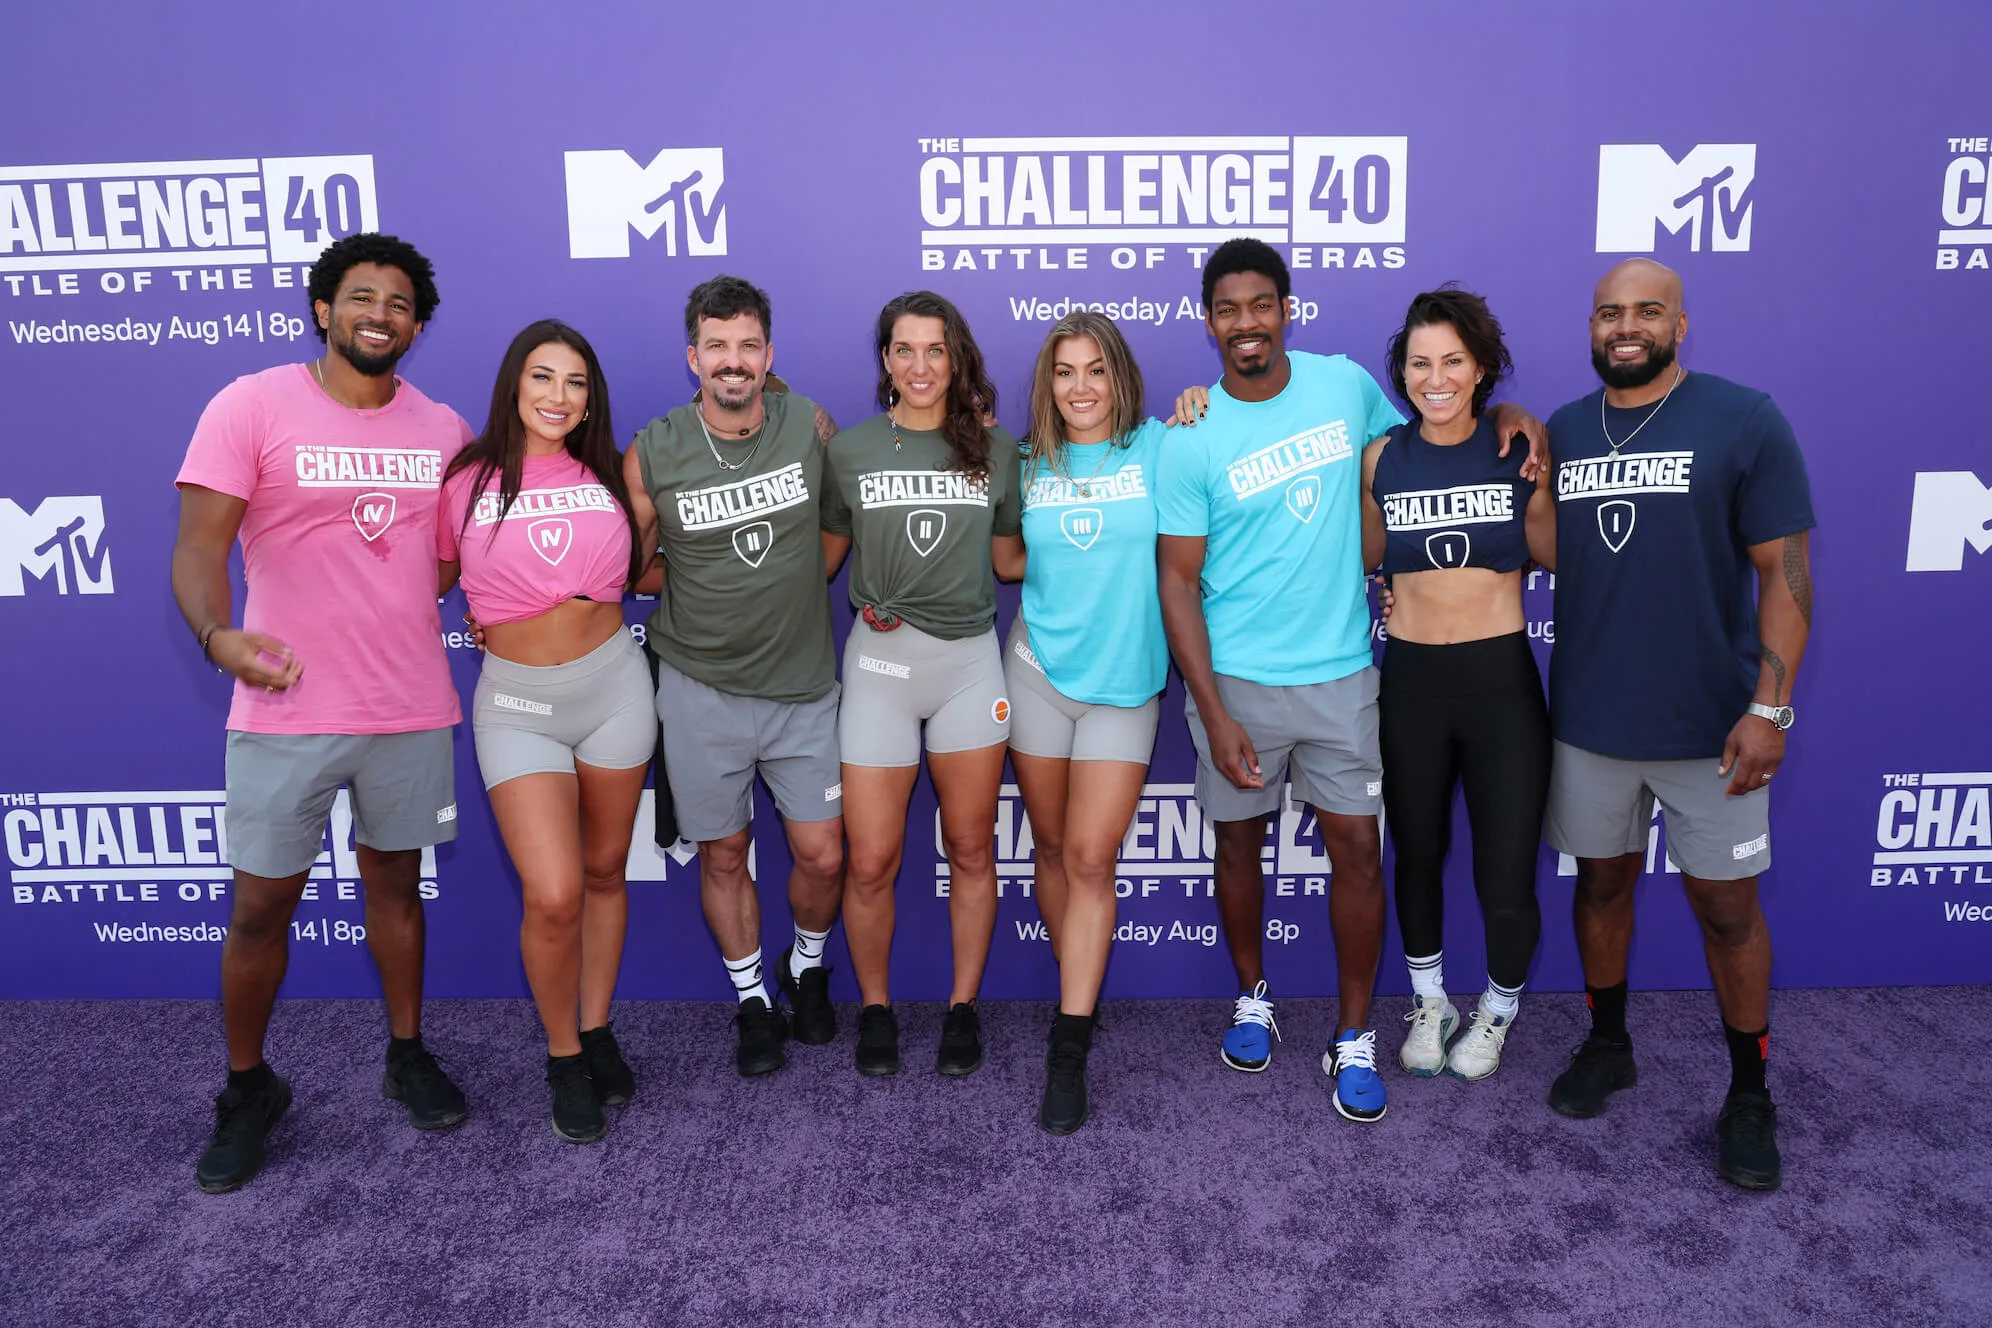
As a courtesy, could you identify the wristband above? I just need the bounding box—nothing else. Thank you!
[198,623,226,669]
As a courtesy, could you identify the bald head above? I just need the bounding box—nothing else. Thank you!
[1595,258,1683,312]
[1591,259,1688,394]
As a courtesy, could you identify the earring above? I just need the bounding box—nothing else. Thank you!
[582,410,590,420]
[887,386,901,408]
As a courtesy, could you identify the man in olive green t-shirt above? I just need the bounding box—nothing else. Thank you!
[623,276,844,1077]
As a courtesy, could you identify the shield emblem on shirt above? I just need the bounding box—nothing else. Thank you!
[1598,500,1636,554]
[351,492,395,542]
[527,518,573,566]
[1285,476,1321,524]
[1060,507,1104,551]
[1425,530,1470,569]
[732,520,774,568]
[907,509,946,557]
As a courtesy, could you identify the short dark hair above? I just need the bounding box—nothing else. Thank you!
[306,233,439,341]
[685,275,772,343]
[1202,238,1290,310]
[1385,284,1512,418]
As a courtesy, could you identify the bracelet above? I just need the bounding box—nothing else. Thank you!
[198,623,225,667]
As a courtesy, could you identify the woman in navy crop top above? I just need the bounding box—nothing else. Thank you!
[1358,286,1554,1087]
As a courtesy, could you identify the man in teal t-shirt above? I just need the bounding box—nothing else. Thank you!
[1155,239,1399,1125]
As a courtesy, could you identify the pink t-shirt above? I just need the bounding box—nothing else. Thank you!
[176,363,471,735]
[437,450,632,626]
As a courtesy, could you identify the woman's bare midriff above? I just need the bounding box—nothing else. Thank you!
[1384,567,1526,645]
[482,597,627,666]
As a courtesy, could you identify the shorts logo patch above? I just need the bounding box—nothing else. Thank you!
[907,508,946,557]
[732,520,774,568]
[351,492,396,541]
[492,692,554,716]
[436,804,457,824]
[1285,475,1321,524]
[527,517,573,566]
[992,697,1010,724]
[1367,780,1383,797]
[825,783,842,802]
[1732,832,1768,860]
[1013,638,1043,673]
[856,655,911,680]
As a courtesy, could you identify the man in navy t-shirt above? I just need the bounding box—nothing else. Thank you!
[1543,259,1815,1192]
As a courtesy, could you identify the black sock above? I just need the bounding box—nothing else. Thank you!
[226,1063,273,1094]
[1586,982,1629,1041]
[388,1035,424,1060]
[1724,1022,1769,1097]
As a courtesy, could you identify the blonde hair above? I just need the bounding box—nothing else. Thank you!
[1025,311,1146,471]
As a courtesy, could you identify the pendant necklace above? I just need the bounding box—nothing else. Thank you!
[1600,364,1683,454]
[1056,437,1120,498]
[697,401,767,471]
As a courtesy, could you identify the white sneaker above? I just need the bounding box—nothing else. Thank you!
[1398,994,1460,1076]
[1446,1006,1514,1081]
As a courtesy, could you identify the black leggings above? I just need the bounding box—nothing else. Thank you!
[1378,631,1550,990]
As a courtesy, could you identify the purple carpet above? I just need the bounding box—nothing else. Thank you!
[2,988,1986,1327]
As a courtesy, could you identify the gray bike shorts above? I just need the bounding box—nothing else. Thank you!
[1002,616,1159,764]
[471,628,655,789]
[839,619,1008,767]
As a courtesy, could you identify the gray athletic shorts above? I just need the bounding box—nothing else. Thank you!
[1183,667,1383,821]
[1546,740,1771,881]
[1003,617,1159,764]
[840,619,1008,767]
[653,654,842,843]
[224,727,456,879]
[472,628,655,790]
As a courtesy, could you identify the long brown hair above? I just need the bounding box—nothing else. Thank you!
[444,319,640,580]
[1025,310,1146,476]
[873,290,997,478]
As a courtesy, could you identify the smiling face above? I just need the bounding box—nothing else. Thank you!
[1206,271,1289,380]
[516,341,589,451]
[1050,334,1116,444]
[686,311,770,414]
[1590,260,1687,390]
[1404,321,1480,430]
[316,262,421,377]
[884,313,952,415]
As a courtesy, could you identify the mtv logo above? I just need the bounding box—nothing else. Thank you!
[1596,144,1755,253]
[0,496,113,595]
[1906,471,1992,571]
[564,148,728,260]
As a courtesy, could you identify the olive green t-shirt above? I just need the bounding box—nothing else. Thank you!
[821,415,1021,639]
[633,391,835,702]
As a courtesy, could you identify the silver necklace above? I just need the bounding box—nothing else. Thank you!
[1600,364,1683,454]
[1054,437,1120,498]
[311,357,396,410]
[696,401,767,471]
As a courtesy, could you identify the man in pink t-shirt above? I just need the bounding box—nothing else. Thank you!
[171,233,472,1195]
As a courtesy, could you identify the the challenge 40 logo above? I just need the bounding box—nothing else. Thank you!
[0,495,111,595]
[1938,137,1992,271]
[917,135,1407,273]
[1873,774,1992,923]
[0,155,377,299]
[1596,143,1755,253]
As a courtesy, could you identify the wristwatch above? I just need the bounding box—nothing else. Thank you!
[1747,702,1795,731]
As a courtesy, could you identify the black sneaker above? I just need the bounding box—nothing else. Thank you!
[937,1001,984,1077]
[1038,1012,1094,1136]
[776,946,837,1046]
[195,1072,292,1194]
[579,1023,635,1106]
[382,1040,469,1130]
[1716,1091,1782,1191]
[734,996,789,1077]
[547,1054,606,1144]
[1547,1035,1637,1119]
[855,1003,900,1077]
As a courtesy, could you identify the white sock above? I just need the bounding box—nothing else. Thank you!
[1406,952,1445,1003]
[724,949,768,1006]
[1482,978,1523,1022]
[790,925,831,978]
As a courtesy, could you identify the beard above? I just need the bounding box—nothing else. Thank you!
[706,372,758,412]
[339,326,404,378]
[1591,336,1677,390]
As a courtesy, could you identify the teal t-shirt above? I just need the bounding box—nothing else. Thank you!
[1019,417,1169,707]
[1154,350,1405,686]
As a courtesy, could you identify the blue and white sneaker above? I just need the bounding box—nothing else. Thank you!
[1326,1028,1388,1122]
[1220,981,1279,1072]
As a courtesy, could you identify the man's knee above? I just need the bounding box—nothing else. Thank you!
[1684,876,1761,946]
[701,829,752,879]
[1574,855,1640,904]
[788,826,844,883]
[228,876,306,940]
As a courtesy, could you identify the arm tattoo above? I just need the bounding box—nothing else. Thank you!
[1763,647,1787,704]
[813,404,839,444]
[1781,533,1813,626]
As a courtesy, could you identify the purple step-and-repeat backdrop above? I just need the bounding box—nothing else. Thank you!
[3,4,1988,1002]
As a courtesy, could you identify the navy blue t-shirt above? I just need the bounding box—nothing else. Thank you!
[1372,414,1532,575]
[1548,372,1814,760]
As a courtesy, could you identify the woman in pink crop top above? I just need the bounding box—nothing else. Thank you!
[437,320,653,1144]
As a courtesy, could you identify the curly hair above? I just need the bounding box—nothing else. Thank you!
[684,274,772,343]
[306,233,440,340]
[1385,284,1512,418]
[1201,237,1290,310]
[873,290,997,478]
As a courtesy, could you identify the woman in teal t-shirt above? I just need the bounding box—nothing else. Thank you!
[1006,311,1174,1135]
